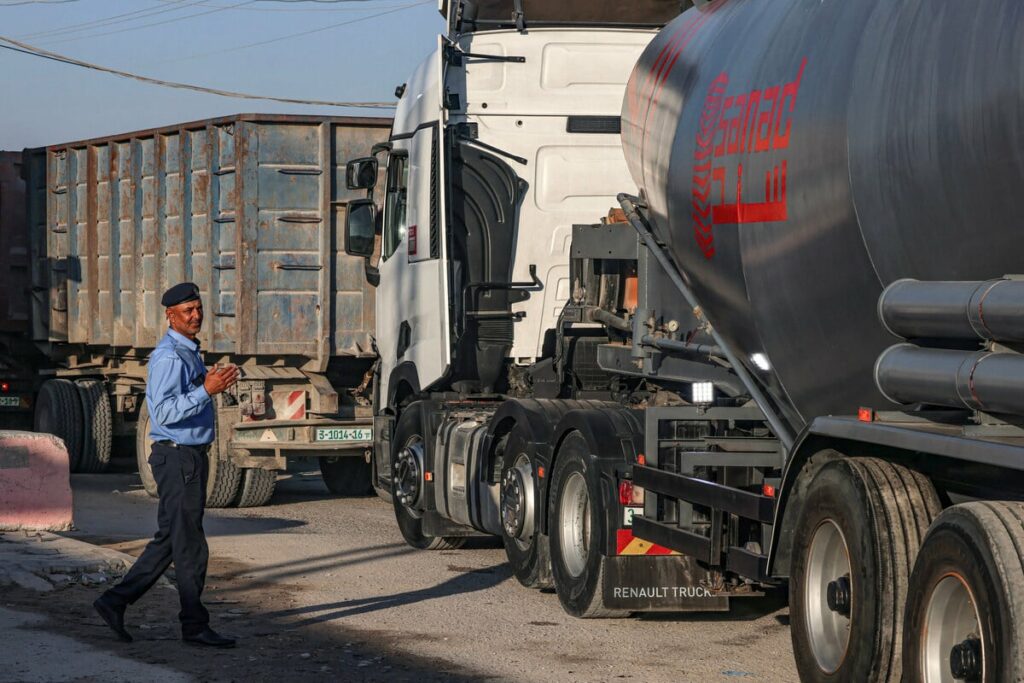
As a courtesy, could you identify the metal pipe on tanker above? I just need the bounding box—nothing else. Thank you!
[619,193,795,450]
[879,279,1024,343]
[875,343,1024,416]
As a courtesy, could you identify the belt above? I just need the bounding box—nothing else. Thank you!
[155,440,211,452]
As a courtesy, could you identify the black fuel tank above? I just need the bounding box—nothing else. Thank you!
[621,0,1024,436]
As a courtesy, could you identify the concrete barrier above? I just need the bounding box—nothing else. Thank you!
[0,431,73,531]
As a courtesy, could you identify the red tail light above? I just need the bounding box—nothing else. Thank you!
[0,382,9,393]
[619,480,645,506]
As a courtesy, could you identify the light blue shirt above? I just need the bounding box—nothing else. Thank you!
[146,329,214,446]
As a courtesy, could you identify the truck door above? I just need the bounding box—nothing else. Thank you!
[375,39,453,402]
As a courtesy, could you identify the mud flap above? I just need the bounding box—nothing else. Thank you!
[601,555,730,612]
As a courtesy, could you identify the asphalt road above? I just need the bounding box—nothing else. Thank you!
[60,465,797,682]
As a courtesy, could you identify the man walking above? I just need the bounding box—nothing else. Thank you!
[94,282,239,647]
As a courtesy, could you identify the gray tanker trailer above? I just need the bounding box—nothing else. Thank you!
[613,0,1024,681]
[339,0,1023,679]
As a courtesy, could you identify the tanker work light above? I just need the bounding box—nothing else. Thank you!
[691,382,714,404]
[751,353,771,372]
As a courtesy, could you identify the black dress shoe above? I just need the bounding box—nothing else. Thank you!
[93,596,132,643]
[182,628,236,648]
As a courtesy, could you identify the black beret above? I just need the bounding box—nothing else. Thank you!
[161,282,201,307]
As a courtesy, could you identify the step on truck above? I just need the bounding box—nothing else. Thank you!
[23,114,391,507]
[347,0,1024,679]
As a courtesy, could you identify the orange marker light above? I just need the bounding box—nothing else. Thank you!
[537,466,545,479]
[762,483,777,498]
[424,471,433,482]
[637,453,646,466]
[858,407,874,422]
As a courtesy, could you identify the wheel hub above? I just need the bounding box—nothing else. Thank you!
[501,459,535,541]
[826,575,852,617]
[395,442,424,509]
[922,572,984,683]
[949,638,982,681]
[804,518,853,674]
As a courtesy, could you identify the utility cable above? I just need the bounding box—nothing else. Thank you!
[155,0,413,12]
[0,35,395,108]
[38,0,258,45]
[160,0,430,64]
[18,1,203,40]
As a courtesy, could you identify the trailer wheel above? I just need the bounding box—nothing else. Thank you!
[236,468,277,507]
[903,502,1024,683]
[34,379,84,471]
[790,457,940,682]
[549,431,628,618]
[136,401,241,506]
[319,455,373,496]
[391,402,465,551]
[75,380,112,473]
[499,424,553,589]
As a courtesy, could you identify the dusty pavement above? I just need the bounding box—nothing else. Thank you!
[3,466,798,682]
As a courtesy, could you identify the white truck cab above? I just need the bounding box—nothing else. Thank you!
[344,1,709,618]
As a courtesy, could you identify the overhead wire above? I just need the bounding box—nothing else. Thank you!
[18,1,206,40]
[37,0,260,45]
[0,35,396,108]
[160,0,432,64]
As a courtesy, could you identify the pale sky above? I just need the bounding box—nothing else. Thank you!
[0,0,443,149]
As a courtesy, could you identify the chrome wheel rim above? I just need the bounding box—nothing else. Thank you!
[501,453,535,549]
[559,471,590,577]
[922,573,983,683]
[395,436,424,510]
[805,519,853,674]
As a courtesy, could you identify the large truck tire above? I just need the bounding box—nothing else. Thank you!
[789,457,940,682]
[319,455,373,496]
[34,378,84,471]
[549,431,628,618]
[903,502,1024,683]
[392,402,465,551]
[136,401,242,507]
[499,422,554,589]
[75,379,112,473]
[236,468,277,508]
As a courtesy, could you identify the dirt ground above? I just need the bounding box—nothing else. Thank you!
[2,545,479,682]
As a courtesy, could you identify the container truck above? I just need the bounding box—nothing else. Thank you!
[23,114,391,507]
[345,0,1024,680]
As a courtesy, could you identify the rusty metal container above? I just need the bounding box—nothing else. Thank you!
[24,114,390,369]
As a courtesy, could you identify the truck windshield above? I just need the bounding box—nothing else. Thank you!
[382,154,410,262]
[455,0,687,31]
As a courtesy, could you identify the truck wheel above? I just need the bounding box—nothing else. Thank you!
[500,424,553,589]
[549,431,628,618]
[205,443,242,509]
[136,401,241,506]
[790,457,940,682]
[75,379,112,473]
[135,402,159,497]
[392,402,465,551]
[236,468,277,507]
[903,502,1024,682]
[34,379,84,471]
[319,455,373,496]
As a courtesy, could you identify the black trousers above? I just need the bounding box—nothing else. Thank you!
[103,442,211,635]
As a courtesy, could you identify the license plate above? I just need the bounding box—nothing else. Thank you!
[0,396,20,408]
[623,506,644,527]
[315,427,373,443]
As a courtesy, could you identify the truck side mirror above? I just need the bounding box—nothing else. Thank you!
[344,199,377,258]
[346,157,378,190]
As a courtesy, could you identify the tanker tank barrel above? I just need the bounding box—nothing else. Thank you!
[875,344,1024,416]
[879,279,1024,343]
